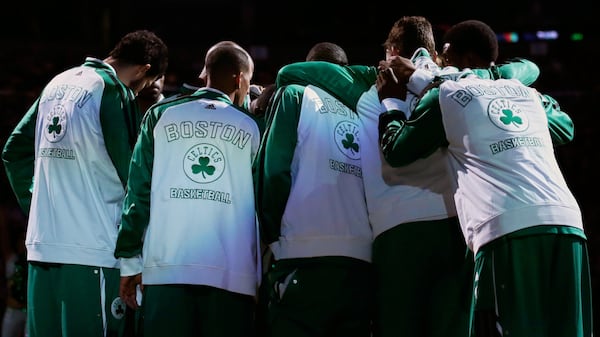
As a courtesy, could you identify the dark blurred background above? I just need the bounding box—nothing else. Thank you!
[0,0,598,329]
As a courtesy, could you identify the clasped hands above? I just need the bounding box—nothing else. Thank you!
[376,55,417,101]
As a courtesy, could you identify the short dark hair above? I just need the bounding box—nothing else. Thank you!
[109,30,169,78]
[306,42,349,65]
[383,16,436,57]
[205,45,252,76]
[443,20,498,63]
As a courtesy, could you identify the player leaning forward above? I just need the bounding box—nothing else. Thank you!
[2,30,169,337]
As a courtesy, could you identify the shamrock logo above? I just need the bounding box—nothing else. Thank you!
[115,303,125,316]
[48,116,62,138]
[110,297,126,320]
[192,156,216,179]
[499,109,522,127]
[342,133,359,154]
[184,143,225,184]
[44,105,67,143]
[487,98,528,132]
[334,121,361,160]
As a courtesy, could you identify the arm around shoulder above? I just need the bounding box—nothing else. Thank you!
[379,88,448,167]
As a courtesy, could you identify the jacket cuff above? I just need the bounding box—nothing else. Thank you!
[119,256,143,276]
[381,98,408,117]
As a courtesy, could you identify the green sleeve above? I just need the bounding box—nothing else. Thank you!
[276,61,377,110]
[114,106,156,258]
[1,99,39,214]
[99,76,142,189]
[539,93,574,145]
[497,58,540,86]
[254,85,302,245]
[473,58,540,86]
[380,87,448,167]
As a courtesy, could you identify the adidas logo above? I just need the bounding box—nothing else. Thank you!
[205,103,216,110]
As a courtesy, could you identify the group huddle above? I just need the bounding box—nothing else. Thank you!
[1,15,593,337]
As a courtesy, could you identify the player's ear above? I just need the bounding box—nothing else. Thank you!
[233,72,242,89]
[135,64,152,80]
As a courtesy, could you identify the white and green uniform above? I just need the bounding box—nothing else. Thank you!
[381,69,584,252]
[276,62,447,235]
[115,88,261,296]
[380,66,591,337]
[443,77,582,250]
[256,83,371,261]
[254,82,373,337]
[2,57,141,336]
[115,88,261,337]
[277,53,541,238]
[276,54,549,337]
[276,58,465,337]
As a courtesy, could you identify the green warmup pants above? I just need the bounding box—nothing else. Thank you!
[27,262,125,337]
[472,226,593,337]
